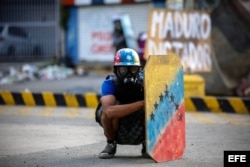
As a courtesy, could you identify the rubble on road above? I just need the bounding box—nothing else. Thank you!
[0,64,76,85]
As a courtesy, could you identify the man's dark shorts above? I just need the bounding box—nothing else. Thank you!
[95,103,145,145]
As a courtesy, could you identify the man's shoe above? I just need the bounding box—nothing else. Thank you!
[99,142,117,159]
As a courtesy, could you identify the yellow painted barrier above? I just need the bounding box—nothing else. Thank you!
[184,74,205,97]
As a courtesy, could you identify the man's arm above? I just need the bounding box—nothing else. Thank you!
[101,95,144,119]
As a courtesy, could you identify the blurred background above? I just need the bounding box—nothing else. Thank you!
[0,0,249,97]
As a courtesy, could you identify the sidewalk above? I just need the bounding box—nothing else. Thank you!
[0,70,107,94]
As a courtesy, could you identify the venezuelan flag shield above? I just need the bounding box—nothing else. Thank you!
[144,54,186,163]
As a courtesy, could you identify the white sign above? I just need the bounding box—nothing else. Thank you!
[78,8,115,62]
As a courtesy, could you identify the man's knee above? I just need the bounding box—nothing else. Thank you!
[102,109,111,119]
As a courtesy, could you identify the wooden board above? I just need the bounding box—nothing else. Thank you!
[144,9,212,72]
[144,54,186,163]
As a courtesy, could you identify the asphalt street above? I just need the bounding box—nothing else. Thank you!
[0,106,250,167]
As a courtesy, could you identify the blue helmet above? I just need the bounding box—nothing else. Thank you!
[114,48,140,66]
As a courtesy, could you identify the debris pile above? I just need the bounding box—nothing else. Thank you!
[0,64,75,85]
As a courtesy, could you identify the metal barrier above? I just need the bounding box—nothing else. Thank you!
[0,0,60,62]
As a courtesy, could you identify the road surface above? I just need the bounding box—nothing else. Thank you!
[0,106,249,167]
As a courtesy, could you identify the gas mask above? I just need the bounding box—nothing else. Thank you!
[115,66,141,87]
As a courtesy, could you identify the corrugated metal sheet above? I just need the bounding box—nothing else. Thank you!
[0,0,60,62]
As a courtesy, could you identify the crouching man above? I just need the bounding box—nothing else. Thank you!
[95,48,147,159]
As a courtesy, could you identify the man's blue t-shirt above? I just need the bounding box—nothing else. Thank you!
[101,78,115,96]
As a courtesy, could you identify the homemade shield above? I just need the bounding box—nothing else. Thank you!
[144,54,185,163]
